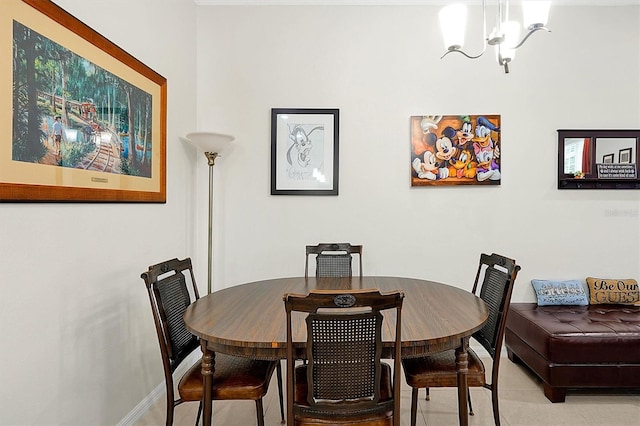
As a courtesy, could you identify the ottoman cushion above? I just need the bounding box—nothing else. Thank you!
[506,303,640,364]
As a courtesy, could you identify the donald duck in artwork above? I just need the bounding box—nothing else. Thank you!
[472,116,501,182]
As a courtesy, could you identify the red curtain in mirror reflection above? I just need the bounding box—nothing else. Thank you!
[582,138,591,174]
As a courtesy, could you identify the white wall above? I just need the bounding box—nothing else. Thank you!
[0,2,639,425]
[0,0,199,424]
[195,4,640,304]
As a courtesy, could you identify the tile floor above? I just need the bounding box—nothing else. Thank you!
[135,356,640,426]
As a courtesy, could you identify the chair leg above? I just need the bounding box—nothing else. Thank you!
[255,398,265,426]
[491,387,501,426]
[467,388,474,416]
[195,401,202,426]
[276,361,285,423]
[424,387,430,401]
[411,387,418,426]
[166,396,175,426]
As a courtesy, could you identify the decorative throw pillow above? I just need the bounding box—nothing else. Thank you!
[586,277,639,304]
[531,279,589,306]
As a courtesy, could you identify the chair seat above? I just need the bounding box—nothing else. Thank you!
[179,353,278,401]
[402,348,486,388]
[293,363,393,425]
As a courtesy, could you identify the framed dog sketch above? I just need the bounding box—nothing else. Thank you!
[271,108,339,196]
[2,0,166,202]
[411,114,501,187]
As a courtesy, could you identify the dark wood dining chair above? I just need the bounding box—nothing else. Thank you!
[283,288,404,426]
[304,243,363,278]
[141,257,284,426]
[401,253,521,426]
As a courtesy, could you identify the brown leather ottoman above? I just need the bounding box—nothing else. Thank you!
[504,303,640,402]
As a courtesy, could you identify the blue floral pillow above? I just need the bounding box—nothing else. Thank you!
[531,279,589,306]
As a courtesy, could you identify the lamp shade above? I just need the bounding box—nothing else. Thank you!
[496,20,521,63]
[184,132,235,154]
[439,4,467,50]
[522,1,550,29]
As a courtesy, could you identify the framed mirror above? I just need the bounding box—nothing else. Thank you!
[558,129,640,189]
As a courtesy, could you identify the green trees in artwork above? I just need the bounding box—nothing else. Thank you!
[12,20,153,177]
[12,22,46,162]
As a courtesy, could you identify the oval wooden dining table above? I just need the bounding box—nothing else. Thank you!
[183,276,489,426]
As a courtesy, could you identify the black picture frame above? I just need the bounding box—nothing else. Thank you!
[557,129,640,189]
[603,153,614,164]
[271,108,339,196]
[619,148,633,163]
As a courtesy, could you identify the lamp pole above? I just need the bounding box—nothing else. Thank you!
[204,151,220,295]
[183,131,234,296]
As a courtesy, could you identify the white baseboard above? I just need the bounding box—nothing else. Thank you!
[117,381,165,426]
[118,351,201,426]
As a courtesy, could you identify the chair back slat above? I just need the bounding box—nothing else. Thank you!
[472,253,520,359]
[308,310,381,402]
[141,258,200,374]
[305,243,363,278]
[155,272,199,371]
[316,253,352,277]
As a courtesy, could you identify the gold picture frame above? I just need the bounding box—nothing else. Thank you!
[2,0,166,202]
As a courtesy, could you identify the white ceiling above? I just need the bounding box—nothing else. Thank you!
[194,0,640,5]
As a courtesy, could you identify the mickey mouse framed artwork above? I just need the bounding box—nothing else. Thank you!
[410,114,501,187]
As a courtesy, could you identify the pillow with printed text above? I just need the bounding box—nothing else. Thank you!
[531,279,589,306]
[586,277,639,305]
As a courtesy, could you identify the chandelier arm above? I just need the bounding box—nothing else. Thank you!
[441,47,487,60]
[512,26,551,50]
